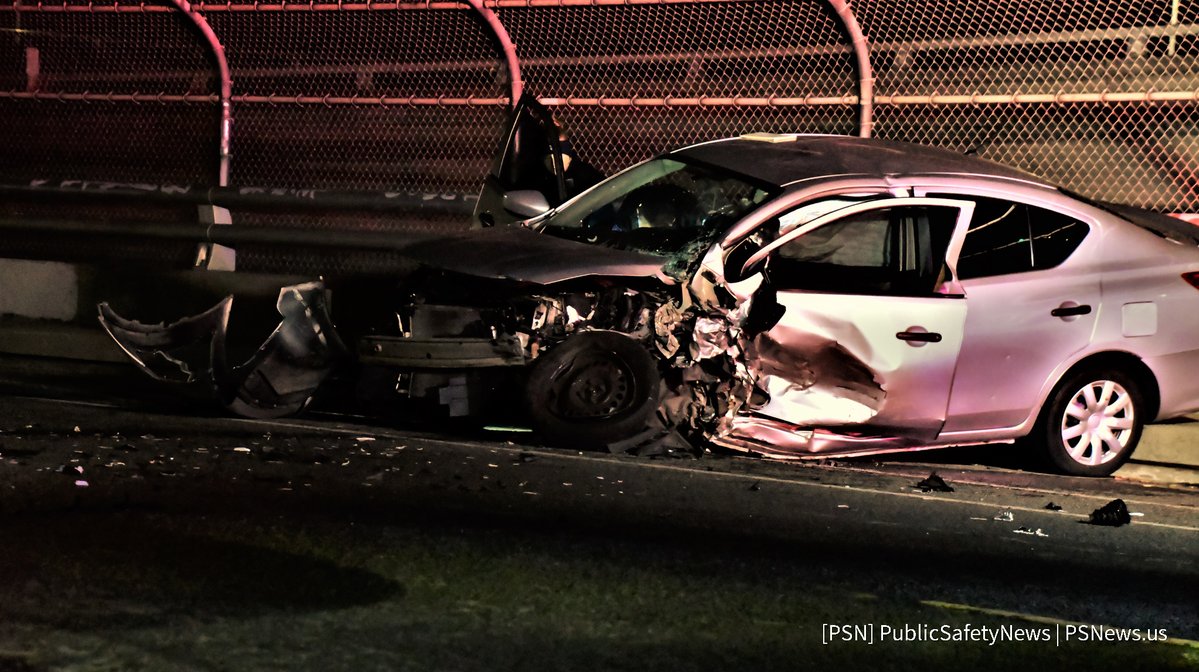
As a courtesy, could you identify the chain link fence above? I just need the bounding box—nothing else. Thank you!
[1,0,1196,271]
[205,5,510,193]
[497,0,860,175]
[0,1,219,266]
[859,0,1199,211]
[202,4,513,272]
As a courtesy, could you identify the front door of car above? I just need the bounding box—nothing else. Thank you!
[732,198,974,439]
[474,94,565,228]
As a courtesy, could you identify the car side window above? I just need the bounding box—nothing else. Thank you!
[1030,208,1090,270]
[933,195,1089,279]
[768,205,958,296]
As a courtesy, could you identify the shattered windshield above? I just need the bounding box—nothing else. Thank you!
[538,158,777,258]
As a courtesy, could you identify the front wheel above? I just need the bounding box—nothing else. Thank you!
[1037,368,1144,476]
[525,331,660,450]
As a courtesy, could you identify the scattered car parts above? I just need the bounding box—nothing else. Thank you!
[99,281,346,419]
[1088,499,1133,527]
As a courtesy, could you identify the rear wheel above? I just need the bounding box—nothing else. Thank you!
[526,331,660,449]
[1038,368,1143,476]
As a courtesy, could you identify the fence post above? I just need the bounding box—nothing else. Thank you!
[825,0,874,138]
[462,0,523,108]
[164,0,236,269]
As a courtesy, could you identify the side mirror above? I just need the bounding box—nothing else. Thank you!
[503,190,551,219]
[722,237,765,284]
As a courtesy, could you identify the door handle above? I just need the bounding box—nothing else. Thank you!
[1051,303,1092,318]
[896,330,942,343]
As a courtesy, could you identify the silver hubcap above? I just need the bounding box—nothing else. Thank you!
[1059,379,1135,466]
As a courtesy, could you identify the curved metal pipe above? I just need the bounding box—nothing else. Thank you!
[165,0,233,186]
[462,0,523,107]
[825,0,874,138]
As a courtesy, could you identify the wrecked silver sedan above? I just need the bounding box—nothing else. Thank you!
[101,132,1199,477]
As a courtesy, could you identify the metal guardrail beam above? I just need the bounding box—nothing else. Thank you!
[0,215,471,250]
[0,183,477,215]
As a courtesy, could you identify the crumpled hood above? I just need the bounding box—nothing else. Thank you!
[391,226,668,285]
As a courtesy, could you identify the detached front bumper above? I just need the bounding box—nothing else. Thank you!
[98,281,347,418]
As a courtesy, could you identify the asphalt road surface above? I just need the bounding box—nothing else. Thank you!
[0,358,1196,671]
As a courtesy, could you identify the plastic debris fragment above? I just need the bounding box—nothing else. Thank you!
[915,472,953,493]
[1044,502,1063,511]
[993,510,1014,522]
[1013,527,1049,537]
[1089,499,1132,527]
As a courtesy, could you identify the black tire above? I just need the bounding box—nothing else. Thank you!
[526,331,660,449]
[1035,367,1144,477]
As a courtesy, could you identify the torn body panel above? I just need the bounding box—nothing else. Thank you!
[750,292,966,441]
[99,281,346,419]
[712,415,923,459]
[683,288,968,455]
[99,296,232,384]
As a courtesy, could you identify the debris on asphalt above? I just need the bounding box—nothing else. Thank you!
[749,481,761,492]
[1044,502,1063,511]
[1013,527,1049,537]
[837,504,850,509]
[355,437,376,443]
[232,447,251,454]
[993,510,1014,522]
[915,472,954,492]
[74,480,89,488]
[1088,498,1132,527]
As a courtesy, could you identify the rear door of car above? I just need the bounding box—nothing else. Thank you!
[733,197,975,439]
[474,94,565,227]
[913,188,1100,433]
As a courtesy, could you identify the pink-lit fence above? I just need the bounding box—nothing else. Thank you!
[1,0,1196,213]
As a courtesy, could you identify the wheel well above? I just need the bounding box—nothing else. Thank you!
[1056,351,1161,421]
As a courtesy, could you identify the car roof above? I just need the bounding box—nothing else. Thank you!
[667,135,1050,189]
